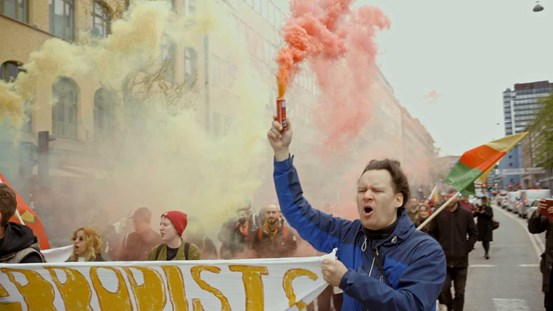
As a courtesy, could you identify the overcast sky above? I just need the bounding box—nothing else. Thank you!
[356,0,553,156]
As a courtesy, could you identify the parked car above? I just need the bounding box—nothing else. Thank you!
[506,191,522,213]
[496,190,508,208]
[520,189,552,218]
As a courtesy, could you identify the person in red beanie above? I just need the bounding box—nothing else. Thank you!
[148,211,201,260]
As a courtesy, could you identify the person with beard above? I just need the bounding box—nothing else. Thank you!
[429,188,478,311]
[267,118,446,310]
[119,207,162,261]
[66,227,104,262]
[0,183,45,263]
[252,204,297,258]
[149,211,201,261]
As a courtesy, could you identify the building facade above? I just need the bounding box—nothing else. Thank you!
[499,80,553,189]
[0,0,438,243]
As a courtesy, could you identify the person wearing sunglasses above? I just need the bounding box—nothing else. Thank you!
[66,227,104,262]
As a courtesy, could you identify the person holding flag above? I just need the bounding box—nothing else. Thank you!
[267,117,446,310]
[429,188,478,311]
[417,131,529,311]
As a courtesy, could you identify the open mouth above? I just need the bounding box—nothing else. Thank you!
[364,207,374,214]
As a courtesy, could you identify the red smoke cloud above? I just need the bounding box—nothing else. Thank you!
[276,0,390,147]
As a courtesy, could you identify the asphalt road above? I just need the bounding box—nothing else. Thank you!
[463,205,545,311]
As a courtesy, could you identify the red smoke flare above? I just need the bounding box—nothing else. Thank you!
[275,0,390,146]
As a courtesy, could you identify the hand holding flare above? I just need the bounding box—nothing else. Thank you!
[267,115,292,162]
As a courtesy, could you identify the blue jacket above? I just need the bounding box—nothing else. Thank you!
[274,157,446,310]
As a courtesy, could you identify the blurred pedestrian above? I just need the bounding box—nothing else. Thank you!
[218,207,256,259]
[185,216,218,259]
[66,227,104,262]
[119,207,162,261]
[474,196,493,259]
[429,188,478,311]
[149,211,200,260]
[528,199,553,311]
[0,184,45,263]
[101,217,128,261]
[415,203,432,233]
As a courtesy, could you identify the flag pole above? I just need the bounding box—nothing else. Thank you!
[417,191,461,231]
[15,209,25,225]
[427,185,437,201]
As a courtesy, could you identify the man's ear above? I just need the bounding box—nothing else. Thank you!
[395,193,404,208]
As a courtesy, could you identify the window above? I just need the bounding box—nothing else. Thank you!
[94,88,116,140]
[1,61,32,132]
[183,0,195,15]
[184,48,197,84]
[0,61,20,82]
[1,0,28,22]
[161,37,176,81]
[49,0,75,41]
[91,1,111,37]
[211,55,220,85]
[52,77,78,139]
[261,0,267,19]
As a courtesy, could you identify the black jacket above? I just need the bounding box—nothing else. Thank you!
[528,211,553,292]
[0,222,45,263]
[474,205,494,242]
[429,203,478,267]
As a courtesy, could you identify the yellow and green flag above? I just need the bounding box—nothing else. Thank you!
[445,132,529,193]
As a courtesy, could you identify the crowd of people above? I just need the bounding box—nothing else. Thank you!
[0,114,550,310]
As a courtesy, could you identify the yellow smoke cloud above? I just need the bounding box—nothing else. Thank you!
[0,0,269,243]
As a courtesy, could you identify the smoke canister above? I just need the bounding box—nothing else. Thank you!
[276,98,287,129]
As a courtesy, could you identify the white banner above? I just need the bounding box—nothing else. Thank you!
[0,252,334,310]
[42,245,73,263]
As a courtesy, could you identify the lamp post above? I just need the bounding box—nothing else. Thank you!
[533,1,544,12]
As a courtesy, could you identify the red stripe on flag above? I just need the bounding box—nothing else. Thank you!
[459,145,506,172]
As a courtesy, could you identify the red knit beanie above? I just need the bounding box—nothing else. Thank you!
[162,211,188,236]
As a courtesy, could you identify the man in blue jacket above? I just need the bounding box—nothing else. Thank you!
[267,118,446,310]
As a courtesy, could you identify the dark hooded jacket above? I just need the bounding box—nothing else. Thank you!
[528,210,553,292]
[0,222,45,263]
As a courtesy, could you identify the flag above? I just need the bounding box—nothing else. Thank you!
[427,185,439,205]
[445,132,529,193]
[0,173,50,249]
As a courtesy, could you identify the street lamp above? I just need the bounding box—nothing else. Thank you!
[533,1,544,12]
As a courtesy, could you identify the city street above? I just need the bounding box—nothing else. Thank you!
[465,205,545,311]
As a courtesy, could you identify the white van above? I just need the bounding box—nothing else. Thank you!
[520,189,552,218]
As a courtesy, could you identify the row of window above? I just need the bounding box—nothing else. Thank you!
[243,0,287,29]
[0,0,27,22]
[515,89,553,97]
[0,0,110,41]
[1,61,114,140]
[43,77,115,140]
[0,0,198,43]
